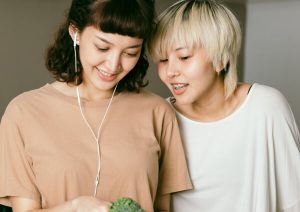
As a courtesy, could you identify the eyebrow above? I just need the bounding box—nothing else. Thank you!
[175,46,188,51]
[96,36,143,49]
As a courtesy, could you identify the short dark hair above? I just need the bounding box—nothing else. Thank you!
[45,0,155,92]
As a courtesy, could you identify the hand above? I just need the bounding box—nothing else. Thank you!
[72,196,112,212]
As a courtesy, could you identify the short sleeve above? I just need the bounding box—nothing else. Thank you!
[0,102,41,203]
[271,91,300,210]
[156,115,192,196]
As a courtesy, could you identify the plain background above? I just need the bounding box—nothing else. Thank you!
[0,0,299,126]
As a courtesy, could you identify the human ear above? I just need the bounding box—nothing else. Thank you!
[215,64,224,74]
[69,25,80,46]
[216,61,230,75]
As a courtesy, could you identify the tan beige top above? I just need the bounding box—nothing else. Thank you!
[0,84,192,211]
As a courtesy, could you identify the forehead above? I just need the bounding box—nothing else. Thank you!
[157,32,195,57]
[83,26,143,47]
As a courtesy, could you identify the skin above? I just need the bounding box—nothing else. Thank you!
[9,26,144,212]
[157,44,251,122]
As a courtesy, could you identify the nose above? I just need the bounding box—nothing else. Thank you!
[166,60,179,78]
[107,52,121,73]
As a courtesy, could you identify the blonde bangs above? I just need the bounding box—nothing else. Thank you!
[149,1,197,61]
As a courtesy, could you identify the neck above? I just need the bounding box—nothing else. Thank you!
[77,83,115,101]
[175,83,250,122]
[176,81,236,122]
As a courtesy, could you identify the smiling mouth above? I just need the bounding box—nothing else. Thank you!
[172,83,188,90]
[96,67,117,77]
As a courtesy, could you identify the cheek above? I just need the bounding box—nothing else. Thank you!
[79,47,99,66]
[188,60,211,78]
[157,65,166,81]
[122,56,141,73]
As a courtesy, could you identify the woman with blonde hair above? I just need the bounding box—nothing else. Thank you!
[149,0,300,211]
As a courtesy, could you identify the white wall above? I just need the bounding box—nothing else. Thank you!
[244,1,300,125]
[0,0,72,116]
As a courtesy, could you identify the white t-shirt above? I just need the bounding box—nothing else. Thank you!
[170,83,300,212]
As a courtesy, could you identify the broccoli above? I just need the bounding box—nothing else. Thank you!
[110,197,145,212]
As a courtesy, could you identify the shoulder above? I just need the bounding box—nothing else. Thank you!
[2,85,48,120]
[126,90,174,111]
[8,85,48,106]
[130,90,168,102]
[252,83,285,100]
[251,83,290,110]
[123,90,177,121]
[249,83,295,120]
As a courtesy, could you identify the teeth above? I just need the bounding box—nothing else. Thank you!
[173,84,186,90]
[97,68,113,77]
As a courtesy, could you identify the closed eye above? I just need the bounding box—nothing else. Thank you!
[180,56,190,60]
[94,43,109,51]
[159,59,168,63]
[124,52,139,57]
[96,47,109,52]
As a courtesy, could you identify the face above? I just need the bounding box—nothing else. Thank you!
[77,26,143,96]
[157,43,220,106]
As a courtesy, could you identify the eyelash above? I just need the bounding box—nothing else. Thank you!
[180,56,190,60]
[96,47,108,52]
[125,52,138,57]
[96,46,138,57]
[159,59,168,63]
[159,55,191,63]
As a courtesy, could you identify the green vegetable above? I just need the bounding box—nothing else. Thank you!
[110,197,145,212]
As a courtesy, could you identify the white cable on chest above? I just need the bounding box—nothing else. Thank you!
[76,84,118,197]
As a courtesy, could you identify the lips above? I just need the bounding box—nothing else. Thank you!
[96,67,118,82]
[173,83,187,90]
[171,83,188,95]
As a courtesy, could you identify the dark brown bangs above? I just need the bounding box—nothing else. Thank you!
[90,0,154,39]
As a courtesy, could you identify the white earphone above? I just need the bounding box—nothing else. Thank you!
[73,31,78,84]
[73,31,78,47]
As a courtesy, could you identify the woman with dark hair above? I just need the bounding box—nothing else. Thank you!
[0,0,192,211]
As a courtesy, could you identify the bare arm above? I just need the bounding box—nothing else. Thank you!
[10,196,111,212]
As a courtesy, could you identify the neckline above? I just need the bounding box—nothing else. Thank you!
[171,83,257,125]
[43,83,126,107]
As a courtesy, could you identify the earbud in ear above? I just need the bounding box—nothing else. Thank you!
[73,32,78,47]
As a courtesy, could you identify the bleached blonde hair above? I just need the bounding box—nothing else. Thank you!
[148,0,241,99]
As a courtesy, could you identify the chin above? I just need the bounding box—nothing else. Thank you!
[173,96,193,106]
